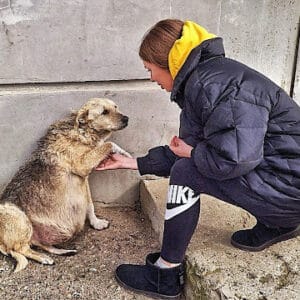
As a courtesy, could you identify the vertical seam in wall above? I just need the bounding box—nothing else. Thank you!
[216,0,222,35]
[290,16,300,98]
[169,0,172,16]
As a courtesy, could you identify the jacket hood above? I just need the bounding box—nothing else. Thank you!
[170,37,225,106]
[168,21,216,80]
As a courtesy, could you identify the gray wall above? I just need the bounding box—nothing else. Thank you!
[1,0,299,206]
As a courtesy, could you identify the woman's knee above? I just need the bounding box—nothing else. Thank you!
[170,158,231,198]
[170,158,205,192]
[170,158,190,174]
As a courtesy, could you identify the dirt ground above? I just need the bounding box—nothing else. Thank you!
[0,206,166,300]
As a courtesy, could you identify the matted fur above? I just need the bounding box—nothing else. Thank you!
[0,98,131,272]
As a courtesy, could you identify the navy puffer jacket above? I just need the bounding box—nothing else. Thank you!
[137,38,300,211]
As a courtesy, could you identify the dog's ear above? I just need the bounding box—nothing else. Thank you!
[74,109,88,129]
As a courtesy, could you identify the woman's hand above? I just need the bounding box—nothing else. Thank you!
[169,136,193,158]
[95,153,138,171]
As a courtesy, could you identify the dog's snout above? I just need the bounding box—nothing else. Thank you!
[122,115,129,124]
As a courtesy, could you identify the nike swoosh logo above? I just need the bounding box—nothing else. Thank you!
[165,196,199,220]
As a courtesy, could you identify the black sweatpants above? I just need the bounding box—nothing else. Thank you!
[160,158,299,263]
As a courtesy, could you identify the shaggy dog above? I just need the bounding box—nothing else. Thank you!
[0,98,131,272]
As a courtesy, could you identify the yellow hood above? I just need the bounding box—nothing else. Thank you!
[168,21,216,79]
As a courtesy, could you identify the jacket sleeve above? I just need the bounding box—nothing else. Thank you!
[137,146,178,176]
[191,95,269,181]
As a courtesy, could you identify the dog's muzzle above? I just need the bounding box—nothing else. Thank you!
[121,115,129,127]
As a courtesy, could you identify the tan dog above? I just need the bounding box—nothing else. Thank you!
[0,98,131,272]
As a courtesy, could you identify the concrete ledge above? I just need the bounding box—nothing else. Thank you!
[140,178,300,300]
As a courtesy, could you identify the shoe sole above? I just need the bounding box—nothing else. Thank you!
[231,226,300,252]
[115,273,182,299]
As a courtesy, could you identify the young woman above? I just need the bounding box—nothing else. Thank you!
[96,19,300,299]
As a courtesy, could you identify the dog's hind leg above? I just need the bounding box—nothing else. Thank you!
[85,179,109,230]
[19,245,54,265]
[9,250,28,272]
[32,240,77,256]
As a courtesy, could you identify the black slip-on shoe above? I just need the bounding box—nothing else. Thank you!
[231,221,300,251]
[115,253,185,299]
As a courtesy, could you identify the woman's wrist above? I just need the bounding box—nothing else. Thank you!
[124,157,138,170]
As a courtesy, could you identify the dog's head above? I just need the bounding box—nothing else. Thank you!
[75,98,129,133]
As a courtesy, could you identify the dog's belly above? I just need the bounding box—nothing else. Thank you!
[31,175,89,245]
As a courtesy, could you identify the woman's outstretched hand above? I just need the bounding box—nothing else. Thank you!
[95,153,138,171]
[169,136,193,158]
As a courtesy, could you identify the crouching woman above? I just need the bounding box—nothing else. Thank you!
[96,19,300,299]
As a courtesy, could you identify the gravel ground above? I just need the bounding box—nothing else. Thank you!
[0,206,169,300]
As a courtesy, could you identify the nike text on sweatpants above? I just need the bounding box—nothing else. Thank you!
[165,185,200,220]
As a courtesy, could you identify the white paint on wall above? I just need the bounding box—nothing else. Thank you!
[229,0,244,4]
[15,0,33,8]
[0,0,10,10]
[0,13,31,24]
[0,0,35,25]
[224,13,240,27]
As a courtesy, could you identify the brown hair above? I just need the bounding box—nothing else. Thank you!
[139,19,184,70]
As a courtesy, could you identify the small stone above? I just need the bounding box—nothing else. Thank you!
[73,291,81,298]
[89,268,97,272]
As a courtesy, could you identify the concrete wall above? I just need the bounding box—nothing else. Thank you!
[0,0,299,206]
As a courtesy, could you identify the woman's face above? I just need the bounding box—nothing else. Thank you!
[143,61,174,92]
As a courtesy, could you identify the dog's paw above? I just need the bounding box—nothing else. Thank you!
[110,142,132,158]
[122,151,132,158]
[91,218,109,230]
[41,256,55,265]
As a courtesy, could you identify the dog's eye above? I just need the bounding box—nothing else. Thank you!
[102,109,109,115]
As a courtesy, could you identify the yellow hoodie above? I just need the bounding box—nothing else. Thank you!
[168,21,216,79]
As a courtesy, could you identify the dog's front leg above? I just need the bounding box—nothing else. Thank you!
[72,142,113,177]
[110,142,132,157]
[85,178,109,230]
